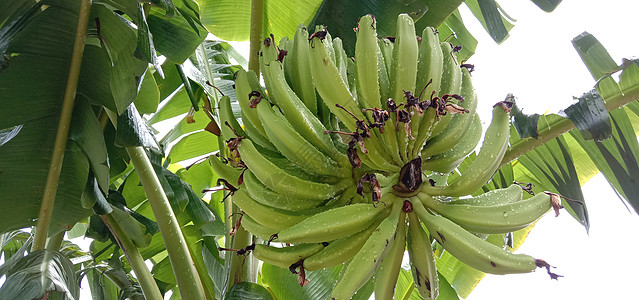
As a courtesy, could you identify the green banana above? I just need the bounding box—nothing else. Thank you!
[234,69,266,135]
[231,188,312,231]
[412,199,541,275]
[418,190,553,234]
[238,138,345,200]
[252,243,326,269]
[303,216,381,271]
[422,67,477,157]
[406,201,438,300]
[241,214,278,240]
[208,155,242,185]
[332,37,350,87]
[285,25,318,114]
[378,38,394,100]
[374,204,408,300]
[218,95,245,141]
[243,170,324,211]
[389,14,418,163]
[274,202,386,244]
[255,100,347,177]
[355,14,383,110]
[444,184,523,206]
[408,26,444,157]
[330,197,403,300]
[423,102,511,196]
[429,42,463,138]
[421,113,482,173]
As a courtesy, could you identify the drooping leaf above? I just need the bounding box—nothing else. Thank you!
[134,68,161,115]
[0,250,79,300]
[147,6,206,63]
[563,89,611,142]
[570,107,639,215]
[530,0,562,12]
[514,135,589,230]
[436,9,478,62]
[511,99,540,139]
[310,0,463,55]
[115,103,160,149]
[465,0,514,44]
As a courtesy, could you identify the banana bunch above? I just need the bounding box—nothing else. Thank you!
[210,14,564,300]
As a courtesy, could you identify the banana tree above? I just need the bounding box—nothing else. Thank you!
[1,0,638,299]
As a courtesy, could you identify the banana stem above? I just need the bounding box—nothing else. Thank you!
[501,88,639,167]
[126,146,207,300]
[100,214,163,300]
[31,0,91,251]
[248,0,264,74]
[227,224,252,289]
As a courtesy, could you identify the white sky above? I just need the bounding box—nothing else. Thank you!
[461,1,639,299]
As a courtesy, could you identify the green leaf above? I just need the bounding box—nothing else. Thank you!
[225,282,275,300]
[436,9,478,62]
[147,6,206,63]
[82,171,110,213]
[572,32,620,80]
[514,135,589,230]
[570,107,639,215]
[310,0,463,55]
[198,0,321,43]
[115,104,160,149]
[0,250,79,300]
[564,89,612,142]
[261,262,340,300]
[511,99,540,139]
[465,0,514,44]
[134,68,161,114]
[167,130,220,163]
[530,0,562,12]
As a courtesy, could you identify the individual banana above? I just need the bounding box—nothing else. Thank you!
[411,199,544,275]
[421,113,482,173]
[418,190,553,234]
[355,15,383,110]
[238,138,347,200]
[444,184,523,206]
[423,101,512,197]
[408,26,444,157]
[406,199,438,300]
[252,243,326,269]
[273,202,386,244]
[219,95,245,141]
[285,25,318,114]
[332,37,350,87]
[330,196,403,300]
[208,154,242,185]
[428,42,463,138]
[374,203,408,300]
[422,67,477,157]
[389,14,418,163]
